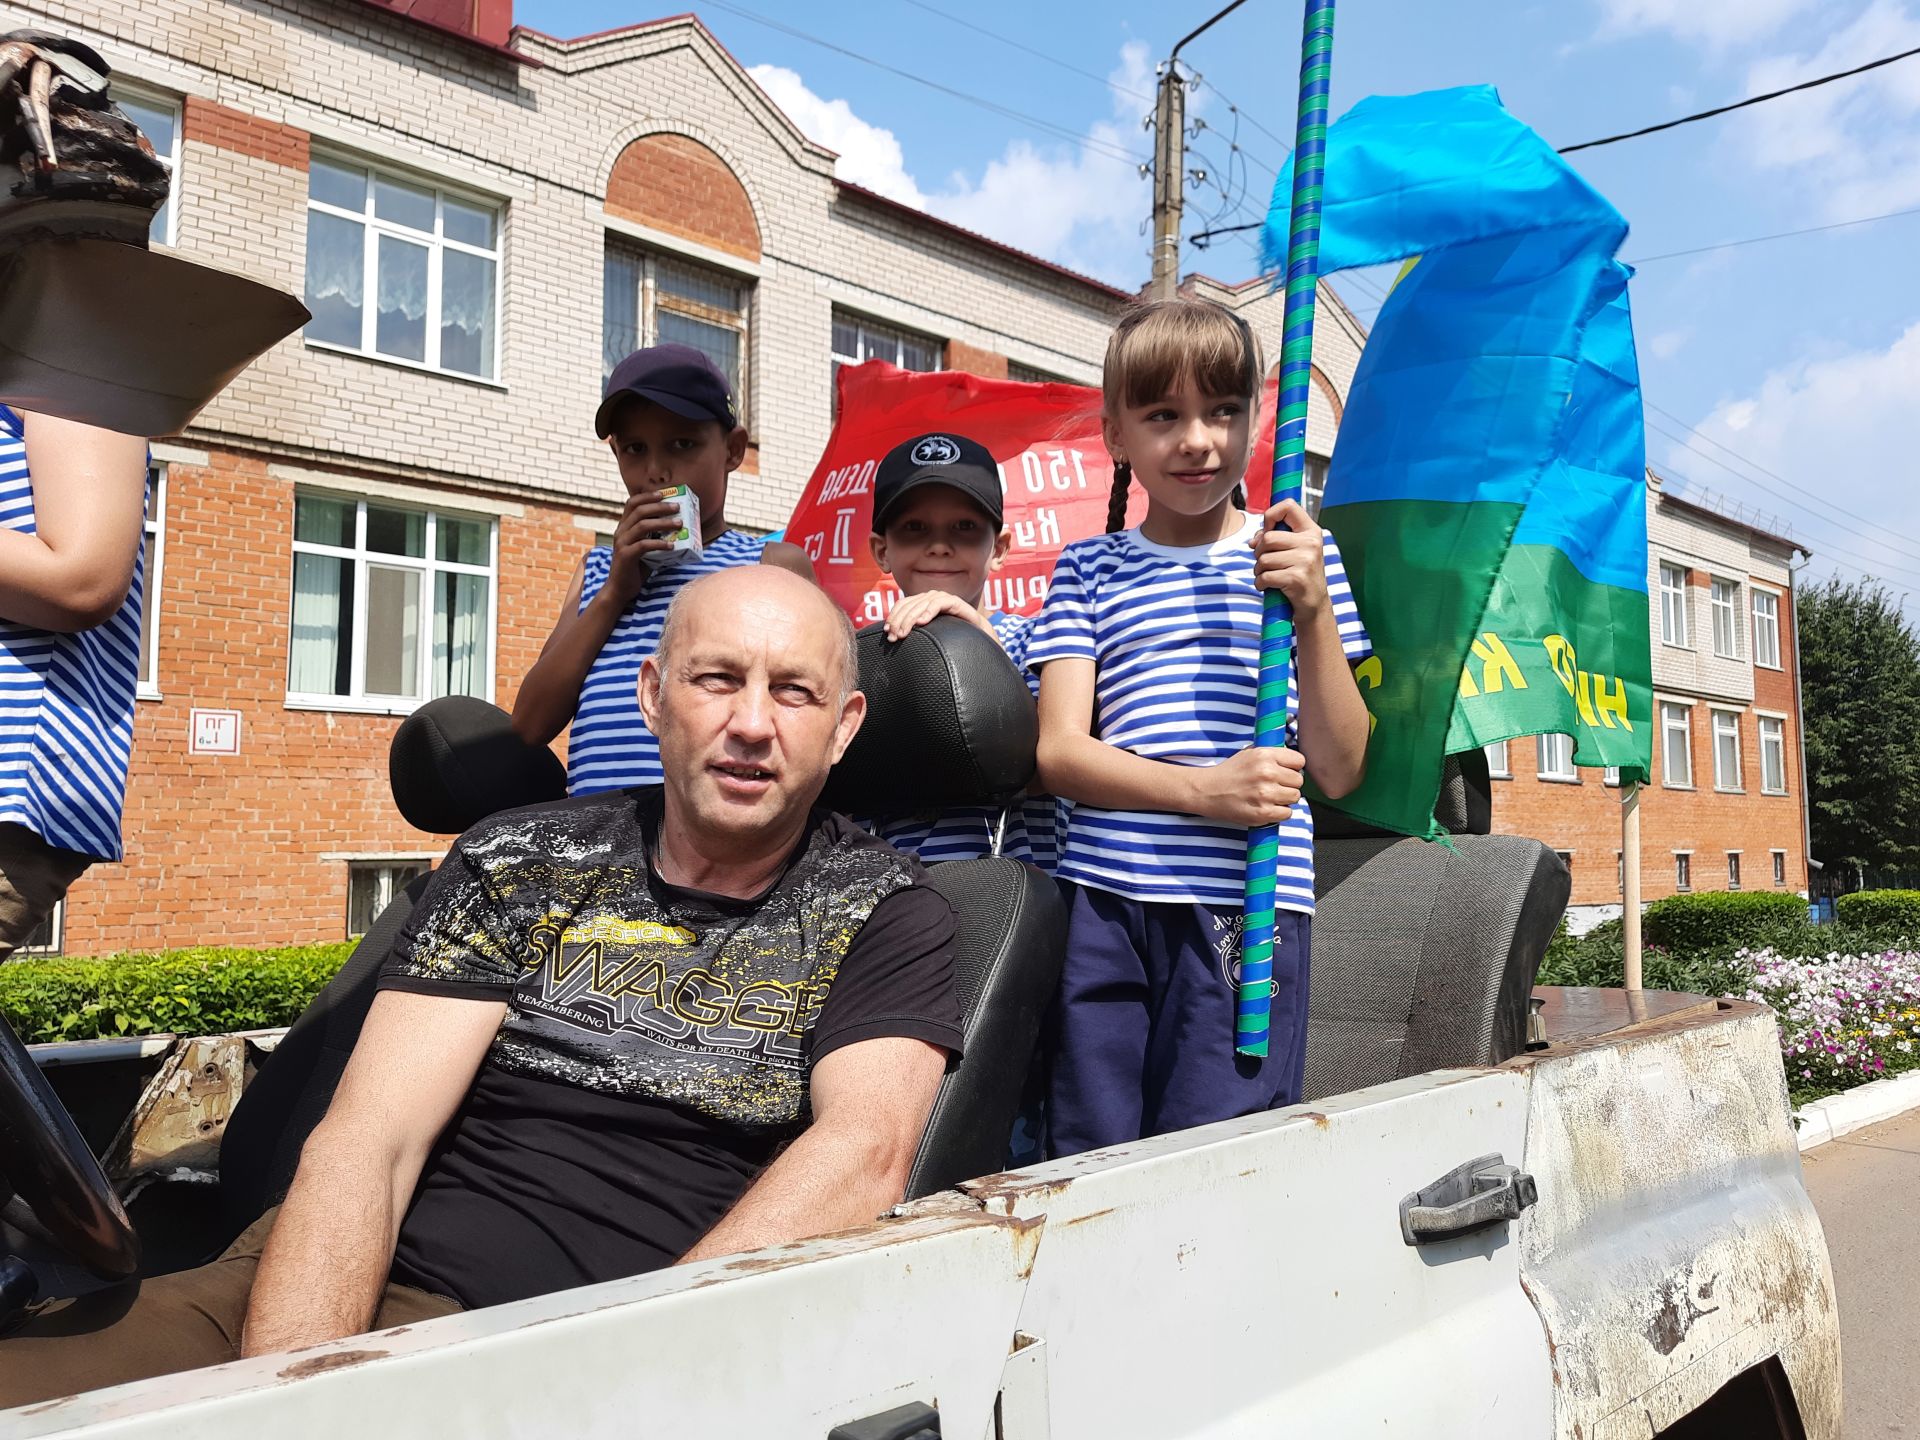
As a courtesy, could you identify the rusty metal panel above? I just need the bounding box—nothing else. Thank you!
[1516,1004,1842,1439]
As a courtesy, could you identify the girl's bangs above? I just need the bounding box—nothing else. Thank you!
[1105,301,1261,412]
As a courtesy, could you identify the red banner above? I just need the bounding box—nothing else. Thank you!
[786,362,1280,623]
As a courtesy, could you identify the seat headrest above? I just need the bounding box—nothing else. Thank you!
[1314,748,1493,840]
[821,615,1037,816]
[390,697,567,835]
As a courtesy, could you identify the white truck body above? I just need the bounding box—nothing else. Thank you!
[8,989,1839,1439]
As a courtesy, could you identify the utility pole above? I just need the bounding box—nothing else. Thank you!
[1148,0,1250,302]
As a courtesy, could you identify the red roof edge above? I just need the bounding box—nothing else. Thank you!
[835,181,1135,303]
[349,0,542,66]
[1657,482,1810,558]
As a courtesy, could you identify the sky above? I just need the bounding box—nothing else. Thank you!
[518,0,1920,608]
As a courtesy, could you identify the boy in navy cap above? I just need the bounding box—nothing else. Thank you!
[514,345,814,794]
[861,431,1056,872]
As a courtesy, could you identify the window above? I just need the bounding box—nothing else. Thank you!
[119,92,181,247]
[1305,454,1330,517]
[832,312,940,402]
[1659,563,1689,647]
[17,899,63,955]
[1758,715,1787,794]
[603,246,750,414]
[1616,851,1625,892]
[305,156,501,379]
[1484,740,1511,778]
[1727,852,1742,891]
[1711,710,1743,790]
[1710,577,1740,659]
[288,493,496,709]
[1554,850,1573,872]
[1009,361,1065,385]
[1661,702,1693,787]
[1675,852,1692,891]
[1604,766,1621,787]
[1753,589,1782,669]
[1772,850,1788,886]
[348,860,430,936]
[138,463,166,698]
[1537,732,1577,781]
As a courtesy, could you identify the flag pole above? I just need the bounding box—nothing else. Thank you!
[1238,0,1335,1057]
[1622,781,1643,990]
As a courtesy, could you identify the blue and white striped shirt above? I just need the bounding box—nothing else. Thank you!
[0,407,144,861]
[566,529,769,796]
[859,610,1060,872]
[1027,512,1370,910]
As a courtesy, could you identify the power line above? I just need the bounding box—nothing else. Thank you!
[703,0,1150,166]
[1625,203,1920,265]
[895,0,1154,102]
[1559,43,1920,154]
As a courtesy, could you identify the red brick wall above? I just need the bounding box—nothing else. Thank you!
[606,134,761,262]
[59,448,599,955]
[181,98,310,171]
[1489,588,1807,908]
[946,340,1008,379]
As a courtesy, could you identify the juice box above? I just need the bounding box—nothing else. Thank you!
[645,485,704,567]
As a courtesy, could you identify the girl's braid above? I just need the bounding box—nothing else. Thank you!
[1105,461,1132,533]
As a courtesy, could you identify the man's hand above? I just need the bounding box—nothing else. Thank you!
[883,589,997,642]
[603,489,686,607]
[1252,499,1330,620]
[241,990,503,1357]
[678,1036,948,1265]
[1190,744,1307,828]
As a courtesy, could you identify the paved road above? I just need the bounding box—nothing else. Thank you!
[1803,1107,1920,1437]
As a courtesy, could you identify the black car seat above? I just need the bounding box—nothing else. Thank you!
[1301,750,1570,1101]
[217,618,1065,1243]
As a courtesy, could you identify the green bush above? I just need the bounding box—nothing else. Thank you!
[0,942,356,1044]
[1641,891,1810,954]
[1835,889,1920,937]
[1535,917,1754,998]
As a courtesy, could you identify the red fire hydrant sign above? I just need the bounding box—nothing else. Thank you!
[189,708,242,755]
[785,362,1281,624]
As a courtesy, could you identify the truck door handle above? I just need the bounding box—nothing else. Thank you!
[1399,1153,1538,1246]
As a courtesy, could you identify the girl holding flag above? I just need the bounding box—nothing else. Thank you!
[1027,298,1372,1158]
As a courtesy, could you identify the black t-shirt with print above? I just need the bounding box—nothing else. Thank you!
[377,787,962,1311]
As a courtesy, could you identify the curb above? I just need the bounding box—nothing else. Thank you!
[1796,1068,1920,1153]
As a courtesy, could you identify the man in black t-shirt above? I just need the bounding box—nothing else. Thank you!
[0,566,962,1403]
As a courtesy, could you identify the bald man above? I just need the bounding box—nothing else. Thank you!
[0,568,962,1404]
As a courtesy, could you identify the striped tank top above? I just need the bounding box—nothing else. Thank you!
[0,407,145,861]
[566,528,769,795]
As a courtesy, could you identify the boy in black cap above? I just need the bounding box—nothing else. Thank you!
[513,344,814,794]
[862,431,1056,872]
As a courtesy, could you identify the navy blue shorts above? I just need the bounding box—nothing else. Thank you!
[1045,883,1311,1159]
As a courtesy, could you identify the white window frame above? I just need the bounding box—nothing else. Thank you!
[831,311,942,407]
[17,897,64,955]
[1603,765,1621,787]
[117,87,182,248]
[1536,732,1577,782]
[1674,850,1693,892]
[1661,700,1693,789]
[1771,849,1787,887]
[1554,849,1574,872]
[137,462,167,700]
[304,153,505,383]
[1659,562,1690,648]
[347,858,432,937]
[1304,453,1330,518]
[1483,740,1511,778]
[1752,588,1782,670]
[286,491,499,715]
[1616,850,1624,893]
[603,243,751,421]
[1727,850,1742,892]
[1758,713,1788,795]
[1710,708,1743,792]
[1710,576,1740,659]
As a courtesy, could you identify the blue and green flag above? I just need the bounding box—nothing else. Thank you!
[1263,85,1653,839]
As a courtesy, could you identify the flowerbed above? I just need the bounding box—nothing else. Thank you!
[1742,947,1920,1105]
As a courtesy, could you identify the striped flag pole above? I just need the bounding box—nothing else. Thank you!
[1237,0,1335,1057]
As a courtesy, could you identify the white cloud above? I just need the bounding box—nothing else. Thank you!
[1646,326,1692,359]
[748,45,1156,287]
[1733,0,1920,219]
[1668,320,1920,585]
[747,63,926,208]
[1593,0,1815,48]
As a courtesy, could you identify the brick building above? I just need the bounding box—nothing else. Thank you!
[5,0,1360,954]
[1488,475,1810,928]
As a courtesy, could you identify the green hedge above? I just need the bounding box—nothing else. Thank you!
[1640,891,1809,954]
[1535,918,1754,998]
[1835,889,1920,936]
[0,942,355,1045]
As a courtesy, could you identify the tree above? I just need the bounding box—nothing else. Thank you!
[1798,577,1920,878]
